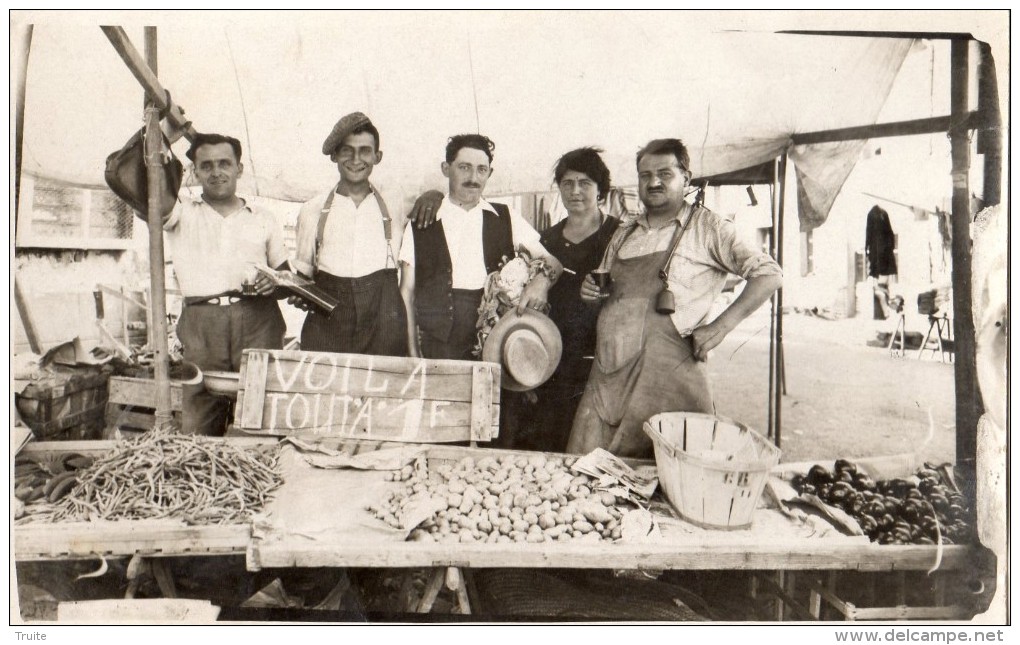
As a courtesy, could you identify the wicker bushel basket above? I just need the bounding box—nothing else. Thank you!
[643,412,780,530]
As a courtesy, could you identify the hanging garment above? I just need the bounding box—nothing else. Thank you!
[865,205,898,278]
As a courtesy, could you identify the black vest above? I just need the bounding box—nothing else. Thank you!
[413,202,514,342]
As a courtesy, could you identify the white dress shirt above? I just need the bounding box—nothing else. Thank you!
[398,196,545,289]
[292,186,404,278]
[164,195,287,297]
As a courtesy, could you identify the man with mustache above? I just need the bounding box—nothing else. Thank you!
[398,134,562,360]
[567,138,783,458]
[163,133,288,435]
[291,112,408,356]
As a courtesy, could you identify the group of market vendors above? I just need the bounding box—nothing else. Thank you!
[158,111,783,457]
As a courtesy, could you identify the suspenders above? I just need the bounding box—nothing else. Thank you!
[312,182,397,276]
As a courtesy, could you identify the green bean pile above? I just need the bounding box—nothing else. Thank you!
[23,431,281,526]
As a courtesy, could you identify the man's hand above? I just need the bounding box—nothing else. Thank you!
[517,275,551,315]
[689,318,734,362]
[286,295,313,312]
[253,273,276,296]
[580,274,605,303]
[410,190,444,229]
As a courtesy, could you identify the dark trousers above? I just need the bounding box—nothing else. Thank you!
[177,298,285,436]
[300,269,408,356]
[420,289,483,361]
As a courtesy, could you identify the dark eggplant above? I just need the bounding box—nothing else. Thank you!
[834,458,858,475]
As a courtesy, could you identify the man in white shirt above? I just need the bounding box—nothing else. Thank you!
[398,134,563,360]
[163,133,288,435]
[291,112,407,356]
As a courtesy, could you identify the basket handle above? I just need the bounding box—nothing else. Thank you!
[641,421,675,459]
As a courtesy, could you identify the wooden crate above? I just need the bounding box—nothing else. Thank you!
[15,370,110,440]
[105,376,183,432]
[233,349,501,443]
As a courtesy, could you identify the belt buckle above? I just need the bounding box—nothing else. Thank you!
[222,296,242,306]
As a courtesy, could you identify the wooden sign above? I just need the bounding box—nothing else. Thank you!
[233,349,501,442]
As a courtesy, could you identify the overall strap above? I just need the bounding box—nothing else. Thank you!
[659,203,697,284]
[313,182,397,273]
[312,182,341,276]
[370,183,397,270]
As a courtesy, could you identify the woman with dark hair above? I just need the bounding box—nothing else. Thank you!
[509,147,619,452]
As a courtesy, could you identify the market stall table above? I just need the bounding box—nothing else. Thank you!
[13,439,987,620]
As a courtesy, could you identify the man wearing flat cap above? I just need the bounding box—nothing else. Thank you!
[291,112,408,356]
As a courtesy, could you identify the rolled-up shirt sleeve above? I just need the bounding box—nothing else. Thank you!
[509,209,549,259]
[291,197,321,277]
[266,212,288,269]
[705,214,782,279]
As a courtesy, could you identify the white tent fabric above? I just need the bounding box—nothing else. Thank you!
[17,13,931,228]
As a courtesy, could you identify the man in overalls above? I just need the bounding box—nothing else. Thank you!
[397,134,562,361]
[291,112,408,356]
[567,138,783,458]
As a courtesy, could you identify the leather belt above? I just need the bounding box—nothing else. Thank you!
[184,293,256,307]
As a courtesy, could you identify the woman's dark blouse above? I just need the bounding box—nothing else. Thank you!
[540,215,619,387]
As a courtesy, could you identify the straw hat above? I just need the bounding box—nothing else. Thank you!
[482,309,563,391]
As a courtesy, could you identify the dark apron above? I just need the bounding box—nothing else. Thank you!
[300,268,408,356]
[566,248,714,458]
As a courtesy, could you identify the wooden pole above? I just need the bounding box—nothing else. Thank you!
[101,26,196,143]
[791,112,983,146]
[144,26,173,430]
[773,152,788,449]
[949,40,978,467]
[977,41,1001,207]
[767,161,778,440]
[13,23,33,218]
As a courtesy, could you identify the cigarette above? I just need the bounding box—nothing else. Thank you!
[562,267,577,275]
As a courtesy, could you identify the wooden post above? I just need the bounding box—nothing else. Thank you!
[144,27,173,430]
[768,153,788,446]
[977,42,1001,207]
[13,23,33,219]
[949,40,978,468]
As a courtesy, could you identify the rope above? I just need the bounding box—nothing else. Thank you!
[224,28,259,196]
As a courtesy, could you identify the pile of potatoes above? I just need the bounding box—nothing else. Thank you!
[367,453,629,544]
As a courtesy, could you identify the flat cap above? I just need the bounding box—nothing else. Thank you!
[322,111,373,156]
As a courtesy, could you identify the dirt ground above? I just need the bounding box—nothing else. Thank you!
[708,307,957,465]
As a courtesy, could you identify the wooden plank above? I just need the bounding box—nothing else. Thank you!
[470,364,493,441]
[239,350,269,429]
[261,353,498,403]
[108,376,183,411]
[851,605,973,621]
[252,540,978,572]
[14,522,250,560]
[21,437,276,457]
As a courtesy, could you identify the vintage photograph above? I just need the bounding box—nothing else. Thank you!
[9,9,1009,628]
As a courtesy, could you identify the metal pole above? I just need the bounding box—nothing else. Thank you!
[773,152,788,449]
[144,26,173,430]
[949,40,979,467]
